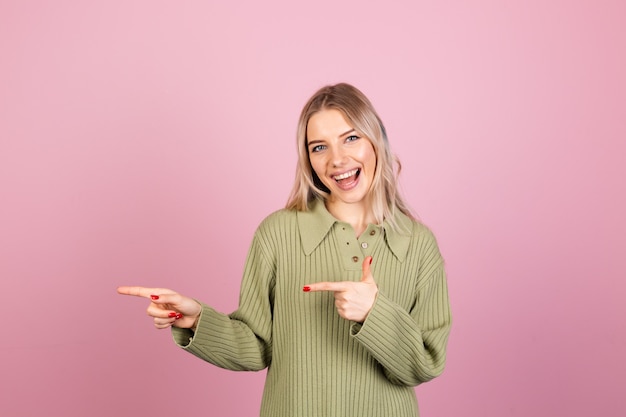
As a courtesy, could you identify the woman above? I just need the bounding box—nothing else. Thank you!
[118,83,452,417]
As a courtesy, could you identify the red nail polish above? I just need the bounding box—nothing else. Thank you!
[175,313,183,319]
[303,286,311,292]
[168,312,177,318]
[150,295,159,300]
[369,257,373,265]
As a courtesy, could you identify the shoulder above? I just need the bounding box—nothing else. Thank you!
[243,209,301,260]
[257,208,298,228]
[253,208,299,238]
[396,213,444,265]
[411,220,440,246]
[409,220,445,272]
[388,211,440,247]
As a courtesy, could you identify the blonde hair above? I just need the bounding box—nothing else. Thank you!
[285,83,414,231]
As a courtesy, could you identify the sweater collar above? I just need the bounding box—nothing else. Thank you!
[296,198,412,262]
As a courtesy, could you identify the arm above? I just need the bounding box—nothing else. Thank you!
[351,263,451,386]
[303,224,452,386]
[172,232,276,371]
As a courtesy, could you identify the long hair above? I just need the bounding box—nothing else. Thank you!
[285,83,414,231]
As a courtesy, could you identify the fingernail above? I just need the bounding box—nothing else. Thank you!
[369,257,373,265]
[175,313,183,320]
[303,286,311,292]
[150,295,159,300]
[168,312,178,318]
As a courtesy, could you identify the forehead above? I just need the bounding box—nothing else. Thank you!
[306,109,354,138]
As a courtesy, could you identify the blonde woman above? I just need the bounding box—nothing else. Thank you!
[118,83,451,417]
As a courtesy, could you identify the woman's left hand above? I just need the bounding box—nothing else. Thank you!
[303,256,378,323]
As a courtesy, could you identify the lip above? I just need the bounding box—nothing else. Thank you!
[331,168,360,181]
[330,168,361,191]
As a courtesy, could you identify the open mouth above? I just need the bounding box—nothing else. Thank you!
[333,168,359,181]
[332,168,360,189]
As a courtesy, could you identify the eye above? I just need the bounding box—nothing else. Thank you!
[310,144,326,153]
[345,135,360,143]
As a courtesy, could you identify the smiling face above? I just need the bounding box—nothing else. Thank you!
[307,109,377,214]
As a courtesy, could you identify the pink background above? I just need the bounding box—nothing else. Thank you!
[1,1,625,416]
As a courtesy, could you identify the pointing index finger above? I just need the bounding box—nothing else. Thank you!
[117,286,166,299]
[303,282,350,293]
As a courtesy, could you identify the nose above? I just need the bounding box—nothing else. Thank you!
[330,146,347,167]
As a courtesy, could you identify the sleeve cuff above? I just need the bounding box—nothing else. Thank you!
[171,303,206,348]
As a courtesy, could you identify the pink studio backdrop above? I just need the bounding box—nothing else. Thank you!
[1,1,624,416]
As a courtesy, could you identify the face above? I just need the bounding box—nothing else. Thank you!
[306,109,377,210]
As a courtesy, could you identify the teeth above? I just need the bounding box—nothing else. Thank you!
[334,169,358,181]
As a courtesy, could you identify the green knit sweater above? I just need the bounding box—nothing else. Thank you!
[172,199,451,417]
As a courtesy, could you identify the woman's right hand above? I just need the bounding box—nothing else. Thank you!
[117,286,202,330]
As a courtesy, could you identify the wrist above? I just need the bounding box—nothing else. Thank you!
[190,301,202,332]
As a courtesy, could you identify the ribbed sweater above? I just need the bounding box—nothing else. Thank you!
[172,199,451,417]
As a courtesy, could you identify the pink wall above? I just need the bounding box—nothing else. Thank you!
[1,1,624,416]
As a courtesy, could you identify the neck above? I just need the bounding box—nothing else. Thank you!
[325,199,376,237]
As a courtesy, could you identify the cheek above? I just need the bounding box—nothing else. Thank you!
[309,157,325,179]
[360,145,377,171]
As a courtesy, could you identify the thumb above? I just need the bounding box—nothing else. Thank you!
[361,256,375,283]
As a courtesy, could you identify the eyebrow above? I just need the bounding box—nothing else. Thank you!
[339,128,356,138]
[307,129,357,147]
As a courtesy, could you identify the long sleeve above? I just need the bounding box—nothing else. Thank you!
[171,231,275,371]
[351,263,451,386]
